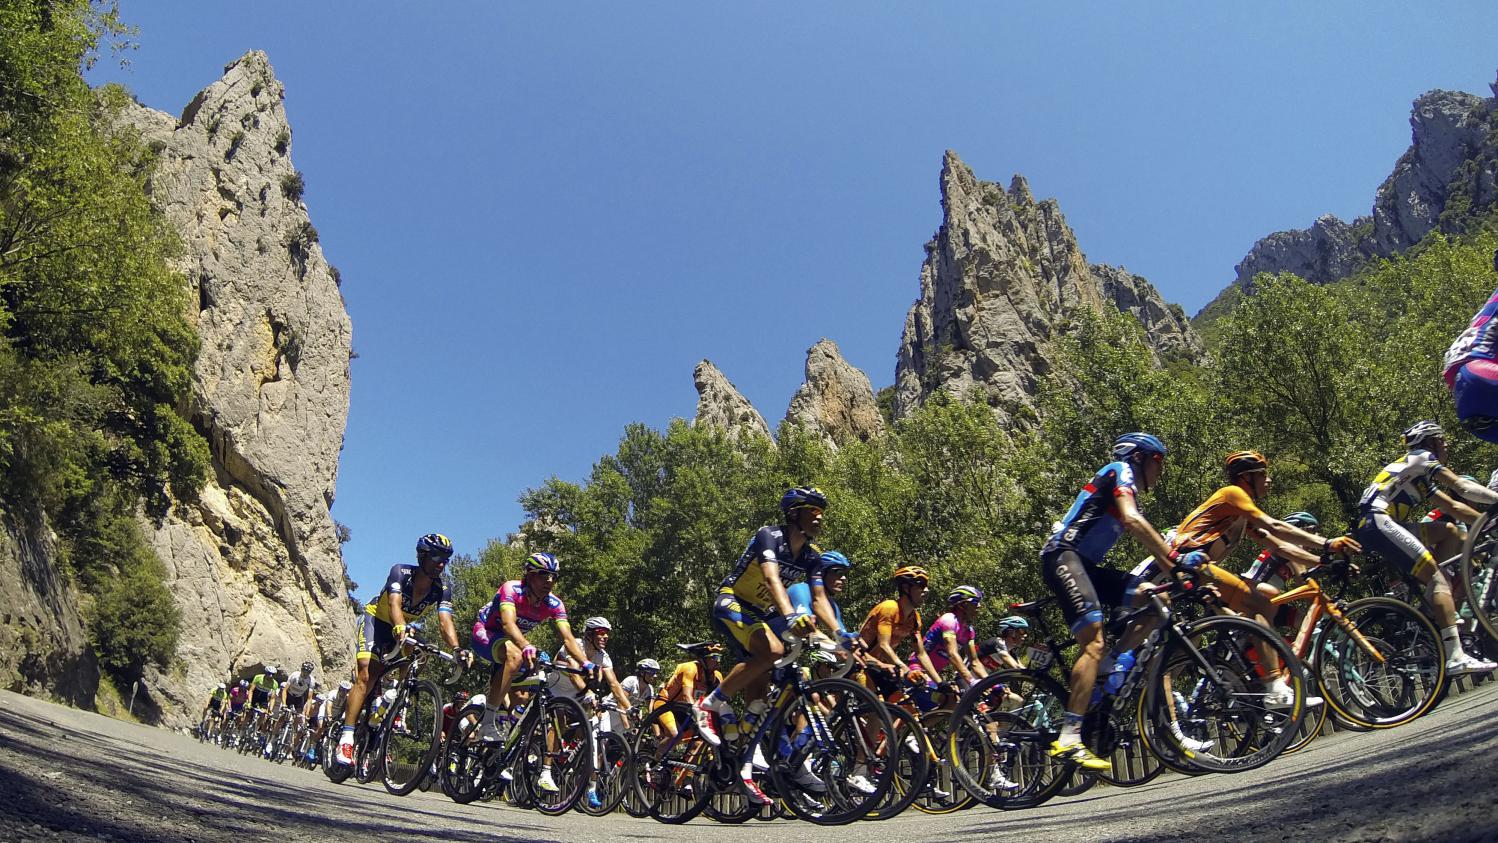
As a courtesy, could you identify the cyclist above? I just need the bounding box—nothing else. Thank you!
[858,566,942,700]
[913,586,989,692]
[275,660,319,741]
[976,616,1031,673]
[200,683,229,740]
[225,679,249,735]
[247,666,280,748]
[693,487,829,749]
[549,616,633,809]
[608,658,660,733]
[654,642,722,735]
[787,550,859,651]
[1356,421,1498,674]
[337,533,471,766]
[1443,248,1498,443]
[470,550,592,795]
[1156,451,1356,705]
[1040,432,1183,770]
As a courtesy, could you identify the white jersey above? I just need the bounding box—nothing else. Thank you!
[547,646,611,700]
[1359,449,1443,521]
[283,670,318,699]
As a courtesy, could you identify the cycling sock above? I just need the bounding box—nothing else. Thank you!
[1059,712,1083,743]
[1441,625,1462,660]
[480,703,499,728]
[338,724,354,743]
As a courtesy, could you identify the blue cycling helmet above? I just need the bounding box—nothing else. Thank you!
[416,533,454,559]
[1283,511,1319,531]
[1112,433,1167,461]
[997,616,1030,632]
[818,550,852,570]
[525,552,560,574]
[781,486,829,518]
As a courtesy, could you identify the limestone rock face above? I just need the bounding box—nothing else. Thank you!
[784,339,885,449]
[119,52,356,724]
[1092,264,1204,361]
[1207,76,1498,313]
[693,360,772,443]
[0,510,98,706]
[893,151,1200,423]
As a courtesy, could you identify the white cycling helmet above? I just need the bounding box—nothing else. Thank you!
[637,658,661,672]
[583,616,612,631]
[338,680,353,692]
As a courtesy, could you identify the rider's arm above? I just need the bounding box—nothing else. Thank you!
[603,666,631,710]
[809,582,843,636]
[1438,466,1498,515]
[556,620,590,670]
[964,639,989,679]
[944,636,975,686]
[385,590,408,632]
[872,623,902,671]
[761,560,797,620]
[1116,492,1178,569]
[436,607,460,650]
[1430,488,1481,525]
[1247,513,1323,571]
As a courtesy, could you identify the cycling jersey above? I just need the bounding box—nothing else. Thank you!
[365,564,454,623]
[912,612,974,674]
[1444,285,1498,384]
[547,644,610,700]
[786,581,844,632]
[719,525,824,614]
[228,686,248,710]
[250,674,279,707]
[1360,449,1444,521]
[658,661,720,704]
[1170,485,1264,556]
[1041,461,1141,564]
[1244,548,1292,586]
[283,670,317,700]
[858,599,922,651]
[471,580,569,660]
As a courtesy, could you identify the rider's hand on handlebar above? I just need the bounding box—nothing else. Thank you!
[457,648,475,669]
[1174,550,1208,573]
[520,644,538,666]
[790,613,817,635]
[1327,535,1360,557]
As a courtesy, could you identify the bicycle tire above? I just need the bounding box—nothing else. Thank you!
[946,669,1069,810]
[628,702,715,824]
[379,680,443,796]
[867,702,931,820]
[764,677,895,826]
[1313,595,1445,729]
[909,709,978,814]
[578,730,632,816]
[321,725,353,783]
[1281,673,1329,755]
[524,695,593,815]
[1461,509,1498,643]
[1143,614,1305,774]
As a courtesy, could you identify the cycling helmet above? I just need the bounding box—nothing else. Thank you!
[264,665,276,675]
[997,616,1030,632]
[810,648,839,665]
[678,641,723,657]
[525,552,561,574]
[780,486,829,518]
[892,565,930,585]
[638,658,661,672]
[301,661,314,673]
[818,550,852,570]
[416,532,454,559]
[453,690,471,705]
[239,679,250,688]
[1402,420,1445,449]
[217,682,227,690]
[948,585,983,604]
[583,616,612,631]
[338,680,353,692]
[1225,450,1268,479]
[1112,433,1167,461]
[1283,511,1319,531]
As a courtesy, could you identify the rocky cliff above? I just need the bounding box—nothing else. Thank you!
[893,151,1201,423]
[693,360,772,443]
[1201,74,1498,317]
[784,339,885,449]
[0,510,98,706]
[118,52,356,724]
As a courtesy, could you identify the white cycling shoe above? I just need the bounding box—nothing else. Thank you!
[1168,720,1214,754]
[536,768,559,793]
[1447,652,1498,675]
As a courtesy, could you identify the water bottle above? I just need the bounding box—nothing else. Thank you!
[1103,651,1136,696]
[1090,653,1117,706]
[721,710,741,742]
[742,700,768,736]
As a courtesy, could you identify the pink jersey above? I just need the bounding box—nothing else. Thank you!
[911,612,975,674]
[472,579,568,646]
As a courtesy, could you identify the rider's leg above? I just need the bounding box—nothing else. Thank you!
[1064,622,1106,724]
[481,641,521,741]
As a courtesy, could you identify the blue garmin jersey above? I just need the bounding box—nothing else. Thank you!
[1041,461,1141,564]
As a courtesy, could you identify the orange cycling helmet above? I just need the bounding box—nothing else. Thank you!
[891,565,930,585]
[1224,450,1268,479]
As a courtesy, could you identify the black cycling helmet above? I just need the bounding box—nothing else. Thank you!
[780,486,829,518]
[416,533,454,573]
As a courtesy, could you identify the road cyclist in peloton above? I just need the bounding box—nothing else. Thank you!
[247,666,281,748]
[1139,450,1356,706]
[272,660,318,756]
[608,657,660,733]
[469,550,592,793]
[1039,432,1190,771]
[1444,248,1498,444]
[336,533,472,766]
[653,642,722,736]
[913,586,990,695]
[976,616,1032,673]
[548,615,634,809]
[857,566,943,702]
[1356,421,1498,674]
[692,486,830,804]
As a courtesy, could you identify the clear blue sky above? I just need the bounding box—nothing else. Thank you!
[90,2,1498,593]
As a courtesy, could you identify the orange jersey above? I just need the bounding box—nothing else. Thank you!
[1170,485,1265,557]
[658,661,721,704]
[859,599,922,652]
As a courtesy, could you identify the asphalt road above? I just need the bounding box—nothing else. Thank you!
[2,685,1497,842]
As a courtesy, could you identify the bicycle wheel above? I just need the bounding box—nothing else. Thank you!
[578,730,631,816]
[946,669,1069,810]
[379,680,443,796]
[1281,672,1329,755]
[765,677,895,826]
[1144,615,1304,774]
[321,724,353,783]
[522,695,592,815]
[1091,688,1164,787]
[867,703,930,820]
[1461,509,1498,643]
[629,703,715,824]
[1058,770,1097,797]
[1313,596,1445,729]
[909,709,978,814]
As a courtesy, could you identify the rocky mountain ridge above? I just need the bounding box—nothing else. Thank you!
[1199,73,1498,319]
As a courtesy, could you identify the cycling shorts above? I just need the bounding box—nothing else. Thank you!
[1042,549,1132,633]
[1357,513,1440,579]
[710,592,790,659]
[286,694,307,712]
[859,665,904,700]
[207,698,222,713]
[1453,359,1498,444]
[357,614,397,661]
[250,689,271,710]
